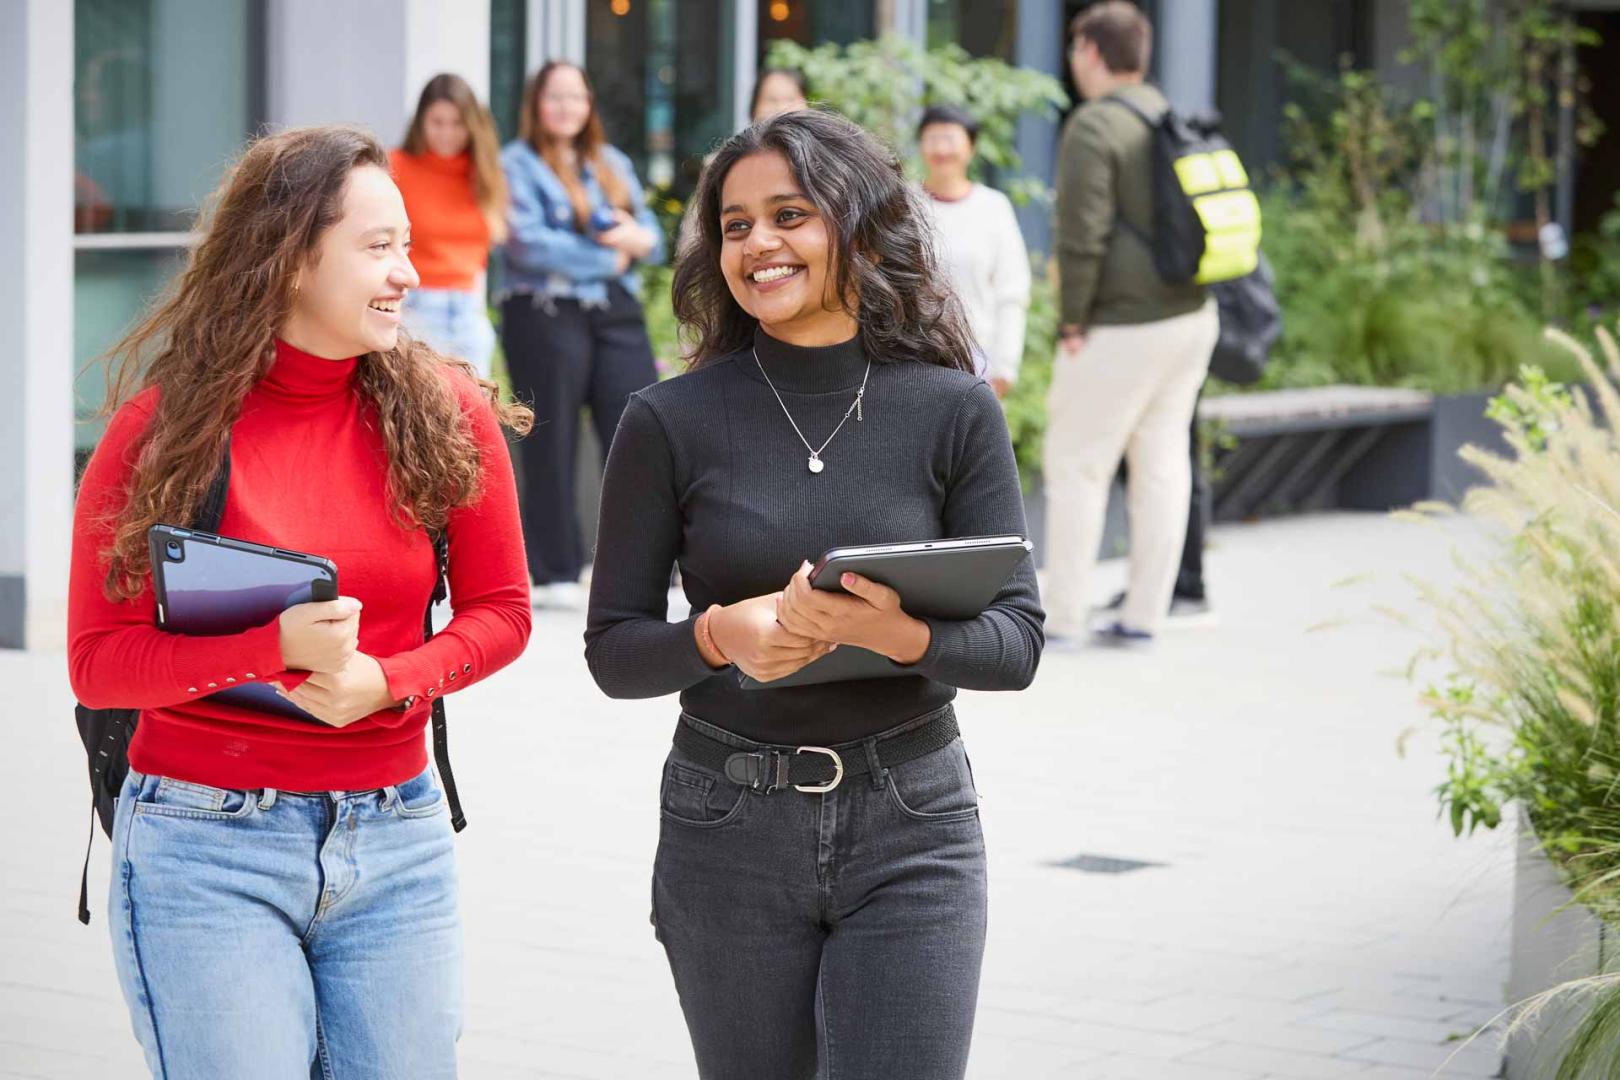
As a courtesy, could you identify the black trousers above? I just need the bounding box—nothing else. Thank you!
[1176,390,1209,600]
[501,284,658,585]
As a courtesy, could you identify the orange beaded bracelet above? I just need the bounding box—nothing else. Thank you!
[697,603,730,666]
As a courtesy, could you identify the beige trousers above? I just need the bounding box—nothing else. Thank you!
[1041,301,1218,635]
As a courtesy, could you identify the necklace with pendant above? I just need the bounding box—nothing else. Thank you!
[753,348,870,475]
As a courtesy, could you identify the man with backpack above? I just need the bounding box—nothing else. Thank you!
[1045,0,1259,646]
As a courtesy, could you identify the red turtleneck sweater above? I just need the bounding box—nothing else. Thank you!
[67,340,531,791]
[389,148,491,290]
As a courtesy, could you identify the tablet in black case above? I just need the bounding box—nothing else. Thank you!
[738,534,1033,690]
[149,525,338,720]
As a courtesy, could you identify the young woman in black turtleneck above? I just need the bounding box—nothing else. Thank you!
[584,109,1044,1080]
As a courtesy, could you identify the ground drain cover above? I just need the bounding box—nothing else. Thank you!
[1049,853,1165,874]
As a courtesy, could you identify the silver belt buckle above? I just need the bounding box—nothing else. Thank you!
[793,746,844,793]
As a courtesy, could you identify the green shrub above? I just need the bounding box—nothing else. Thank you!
[766,33,1067,206]
[1260,191,1577,393]
[1002,266,1056,487]
[1405,325,1620,1077]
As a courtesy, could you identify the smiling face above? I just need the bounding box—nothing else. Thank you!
[718,150,858,347]
[421,99,470,158]
[282,164,420,358]
[920,121,974,184]
[537,65,592,143]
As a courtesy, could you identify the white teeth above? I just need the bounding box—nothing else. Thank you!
[751,265,800,283]
[369,300,400,313]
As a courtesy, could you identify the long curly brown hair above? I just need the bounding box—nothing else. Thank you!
[97,124,532,600]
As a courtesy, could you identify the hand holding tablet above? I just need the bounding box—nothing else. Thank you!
[149,524,350,721]
[739,534,1033,690]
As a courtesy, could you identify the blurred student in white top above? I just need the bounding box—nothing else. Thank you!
[919,104,1031,398]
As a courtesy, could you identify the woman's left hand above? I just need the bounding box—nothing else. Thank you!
[775,562,931,665]
[273,653,396,728]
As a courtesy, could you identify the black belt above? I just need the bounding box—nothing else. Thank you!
[672,706,959,794]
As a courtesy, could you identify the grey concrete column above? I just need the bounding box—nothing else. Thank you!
[532,0,585,66]
[733,0,759,131]
[880,0,928,42]
[1014,0,1065,255]
[267,0,492,141]
[0,0,75,649]
[1157,0,1218,113]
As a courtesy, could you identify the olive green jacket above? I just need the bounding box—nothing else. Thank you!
[1053,83,1207,329]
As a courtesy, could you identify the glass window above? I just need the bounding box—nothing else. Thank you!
[586,0,738,201]
[72,248,189,448]
[759,0,875,52]
[1217,0,1369,172]
[927,0,1017,60]
[490,0,528,144]
[73,0,264,451]
[74,0,262,235]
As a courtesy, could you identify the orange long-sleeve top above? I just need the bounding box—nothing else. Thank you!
[389,148,492,291]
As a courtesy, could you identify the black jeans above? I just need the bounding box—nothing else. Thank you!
[1176,397,1209,600]
[501,284,658,585]
[652,710,988,1080]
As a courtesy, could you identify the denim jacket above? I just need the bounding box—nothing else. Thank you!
[497,139,666,306]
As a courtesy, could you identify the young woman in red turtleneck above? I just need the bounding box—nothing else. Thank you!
[68,125,531,1077]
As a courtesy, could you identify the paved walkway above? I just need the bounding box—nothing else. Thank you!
[2,512,1515,1078]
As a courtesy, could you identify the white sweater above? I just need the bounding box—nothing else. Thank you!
[925,183,1032,383]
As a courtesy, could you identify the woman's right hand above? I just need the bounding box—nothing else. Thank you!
[278,597,362,674]
[707,593,836,684]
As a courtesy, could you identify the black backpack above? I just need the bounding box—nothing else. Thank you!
[1208,254,1283,386]
[1102,97,1262,286]
[75,443,466,923]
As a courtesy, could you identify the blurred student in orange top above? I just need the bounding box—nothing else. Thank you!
[390,73,509,380]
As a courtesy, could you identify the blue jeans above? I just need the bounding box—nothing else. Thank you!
[108,767,463,1078]
[652,711,989,1079]
[402,286,497,380]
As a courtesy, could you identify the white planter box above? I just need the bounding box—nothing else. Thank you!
[1505,811,1618,1079]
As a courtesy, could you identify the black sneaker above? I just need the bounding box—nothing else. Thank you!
[1093,591,1213,619]
[1093,621,1154,648]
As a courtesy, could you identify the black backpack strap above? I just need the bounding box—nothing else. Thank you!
[424,529,466,832]
[78,810,96,925]
[77,441,231,926]
[1098,92,1158,128]
[1096,96,1158,251]
[195,435,232,532]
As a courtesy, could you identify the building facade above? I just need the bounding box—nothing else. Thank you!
[6,0,1616,649]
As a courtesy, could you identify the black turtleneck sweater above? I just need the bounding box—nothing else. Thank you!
[583,328,1044,745]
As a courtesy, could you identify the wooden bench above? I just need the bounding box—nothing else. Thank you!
[1198,386,1440,521]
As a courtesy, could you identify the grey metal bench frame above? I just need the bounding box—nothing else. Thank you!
[1200,387,1437,521]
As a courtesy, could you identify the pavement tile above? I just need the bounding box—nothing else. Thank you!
[0,514,1523,1077]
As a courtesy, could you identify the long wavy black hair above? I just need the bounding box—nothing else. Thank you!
[673,108,976,373]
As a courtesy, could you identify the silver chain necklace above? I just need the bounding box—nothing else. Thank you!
[753,347,869,474]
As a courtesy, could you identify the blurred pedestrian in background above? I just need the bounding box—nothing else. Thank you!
[392,73,508,380]
[919,104,1030,397]
[1044,2,1219,647]
[750,68,809,122]
[500,61,665,609]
